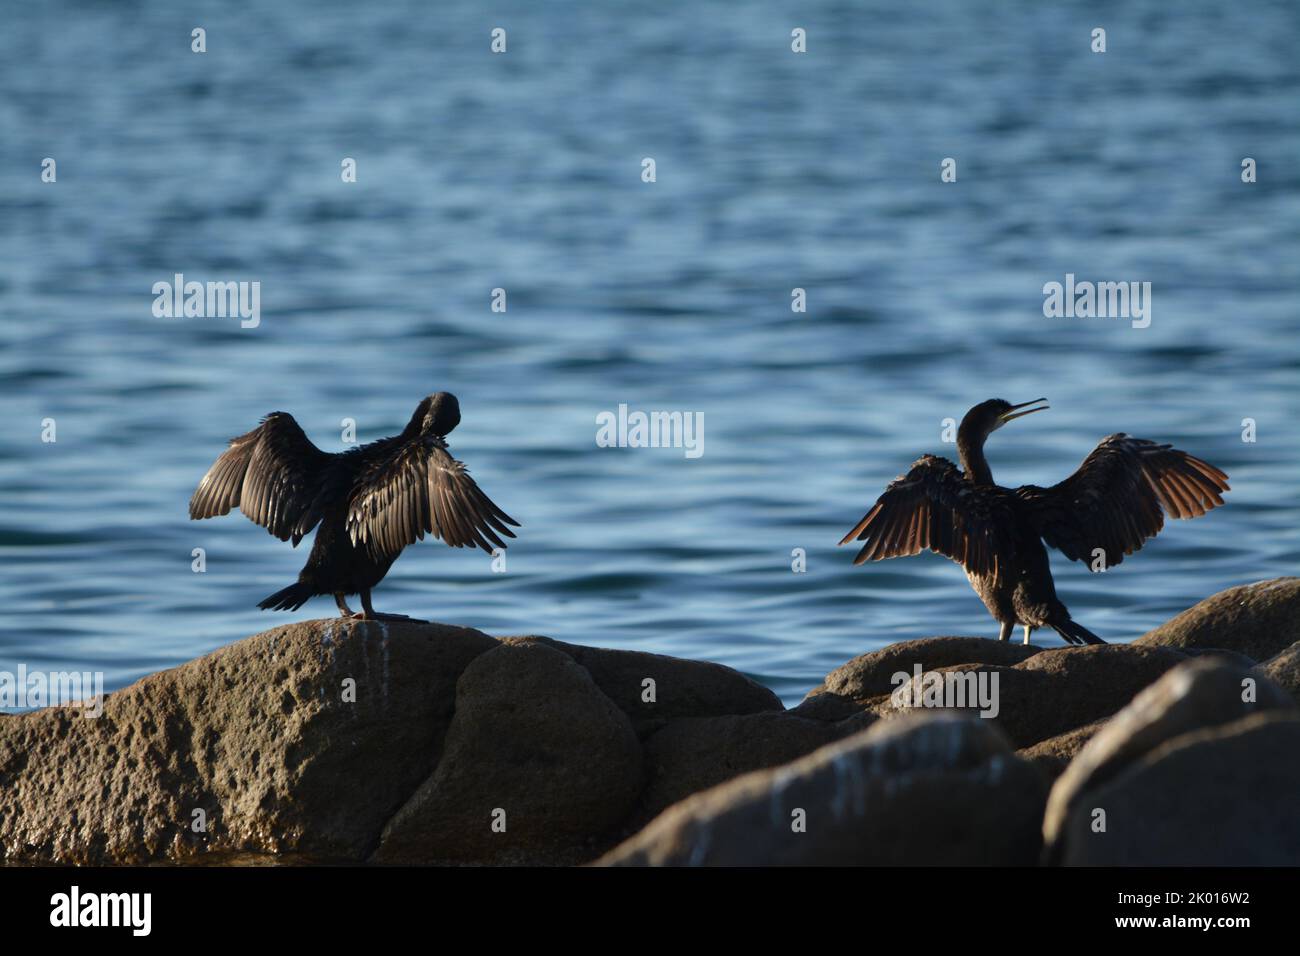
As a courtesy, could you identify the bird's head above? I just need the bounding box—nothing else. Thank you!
[960,397,1049,442]
[417,392,461,437]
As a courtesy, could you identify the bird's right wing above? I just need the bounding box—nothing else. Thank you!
[345,437,519,559]
[189,412,334,545]
[838,455,1009,578]
[1017,434,1229,568]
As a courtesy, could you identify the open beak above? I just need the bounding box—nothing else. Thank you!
[997,397,1049,426]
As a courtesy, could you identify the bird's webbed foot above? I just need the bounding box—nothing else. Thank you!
[353,589,422,622]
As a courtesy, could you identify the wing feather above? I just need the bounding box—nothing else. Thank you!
[838,455,1009,578]
[347,437,519,559]
[1018,434,1229,568]
[189,412,333,544]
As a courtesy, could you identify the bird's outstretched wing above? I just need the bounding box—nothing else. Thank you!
[345,437,519,559]
[838,454,1011,578]
[189,412,334,545]
[1017,434,1229,569]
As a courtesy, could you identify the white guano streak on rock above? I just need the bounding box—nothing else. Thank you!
[686,821,713,867]
[767,763,802,827]
[319,624,333,700]
[841,751,869,819]
[829,753,848,821]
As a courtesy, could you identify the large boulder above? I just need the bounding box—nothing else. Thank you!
[817,637,1043,701]
[1044,658,1298,865]
[1017,720,1107,782]
[10,585,1293,868]
[1263,641,1300,706]
[1136,577,1300,661]
[597,713,1046,866]
[1049,713,1300,865]
[499,636,782,736]
[372,640,644,864]
[634,710,875,825]
[789,691,872,722]
[0,619,496,864]
[0,619,806,866]
[890,644,1189,748]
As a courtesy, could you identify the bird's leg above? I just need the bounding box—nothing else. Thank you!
[352,588,412,622]
[997,621,1013,642]
[334,593,355,617]
[1023,624,1033,645]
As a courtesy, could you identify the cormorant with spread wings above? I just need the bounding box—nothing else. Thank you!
[189,392,519,620]
[838,399,1228,645]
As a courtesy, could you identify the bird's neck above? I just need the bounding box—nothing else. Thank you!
[957,435,995,486]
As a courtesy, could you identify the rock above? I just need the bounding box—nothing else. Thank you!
[820,637,1043,702]
[1005,644,1191,745]
[1176,647,1260,670]
[10,593,1292,867]
[789,692,863,722]
[1043,657,1296,862]
[371,641,643,864]
[1136,577,1300,661]
[0,618,799,866]
[795,691,900,721]
[1263,641,1300,706]
[1048,713,1300,865]
[499,636,782,736]
[1018,720,1107,782]
[891,644,1189,748]
[0,619,496,864]
[597,713,1046,866]
[635,710,874,824]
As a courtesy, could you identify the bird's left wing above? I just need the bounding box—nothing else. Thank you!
[189,412,334,545]
[1017,434,1228,568]
[345,437,519,559]
[838,454,1011,579]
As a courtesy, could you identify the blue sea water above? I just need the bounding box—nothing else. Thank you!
[1,1,1297,707]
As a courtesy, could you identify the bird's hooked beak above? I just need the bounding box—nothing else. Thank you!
[996,398,1049,428]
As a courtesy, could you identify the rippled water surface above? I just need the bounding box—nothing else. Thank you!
[2,1,1298,706]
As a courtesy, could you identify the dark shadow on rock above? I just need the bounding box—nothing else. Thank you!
[1043,657,1298,865]
[598,712,1046,866]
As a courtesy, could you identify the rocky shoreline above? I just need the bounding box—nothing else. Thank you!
[2,578,1298,866]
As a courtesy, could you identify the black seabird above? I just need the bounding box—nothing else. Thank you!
[838,399,1229,645]
[189,392,518,620]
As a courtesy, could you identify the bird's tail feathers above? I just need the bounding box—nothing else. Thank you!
[1052,618,1106,646]
[257,581,315,612]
